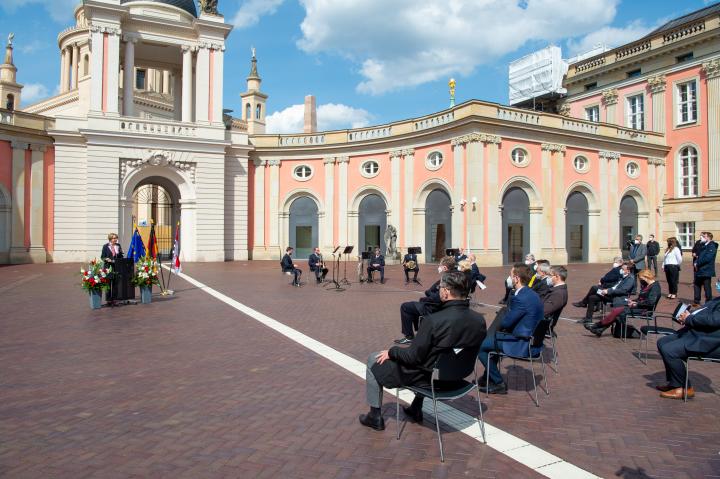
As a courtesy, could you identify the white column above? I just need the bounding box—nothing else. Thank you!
[588,209,601,263]
[552,145,567,263]
[162,70,171,94]
[466,137,483,253]
[106,28,121,114]
[59,48,68,93]
[402,149,415,254]
[389,150,402,248]
[450,139,464,255]
[194,44,210,123]
[211,46,224,125]
[72,44,80,89]
[323,156,335,250]
[9,142,27,262]
[604,151,621,253]
[337,156,349,245]
[648,75,667,134]
[647,158,658,235]
[529,208,543,259]
[252,159,266,257]
[267,159,280,255]
[89,27,104,112]
[122,37,135,117]
[485,136,502,263]
[702,60,720,192]
[181,46,193,122]
[540,144,554,257]
[597,151,610,259]
[173,71,182,121]
[29,145,46,261]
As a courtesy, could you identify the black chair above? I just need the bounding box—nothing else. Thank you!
[545,307,565,373]
[621,292,663,343]
[487,318,551,407]
[683,348,720,402]
[395,345,485,462]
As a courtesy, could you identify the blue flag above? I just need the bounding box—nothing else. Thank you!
[127,228,146,262]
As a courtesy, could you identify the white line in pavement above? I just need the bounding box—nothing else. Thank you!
[173,269,600,479]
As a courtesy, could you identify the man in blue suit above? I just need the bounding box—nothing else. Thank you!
[478,263,544,394]
[693,232,718,305]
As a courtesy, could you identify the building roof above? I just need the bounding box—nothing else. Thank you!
[120,0,198,17]
[649,2,720,36]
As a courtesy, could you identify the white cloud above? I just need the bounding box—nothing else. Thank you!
[22,83,49,103]
[20,40,47,55]
[266,102,372,133]
[297,0,621,95]
[566,20,655,57]
[232,0,284,28]
[0,0,79,23]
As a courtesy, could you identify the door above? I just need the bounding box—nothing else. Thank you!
[295,226,313,257]
[365,225,380,252]
[508,224,524,264]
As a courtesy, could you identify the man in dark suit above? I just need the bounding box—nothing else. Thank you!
[477,263,544,394]
[543,265,568,329]
[581,261,635,323]
[573,256,623,308]
[367,248,386,283]
[454,248,467,263]
[308,247,328,284]
[359,271,486,430]
[395,256,456,344]
[530,260,551,299]
[693,232,718,305]
[280,246,302,286]
[628,234,647,292]
[646,234,660,276]
[656,294,720,399]
[467,254,487,294]
[402,249,419,284]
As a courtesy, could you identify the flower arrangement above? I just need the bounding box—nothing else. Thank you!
[80,259,111,292]
[132,256,161,287]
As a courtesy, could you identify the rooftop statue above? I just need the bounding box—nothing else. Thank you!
[199,0,219,15]
[7,33,14,47]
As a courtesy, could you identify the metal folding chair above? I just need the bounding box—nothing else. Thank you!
[683,350,720,402]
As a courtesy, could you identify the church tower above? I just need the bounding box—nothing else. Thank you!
[0,34,23,110]
[240,49,267,134]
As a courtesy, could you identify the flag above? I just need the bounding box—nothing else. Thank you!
[171,222,181,274]
[147,222,158,260]
[127,228,146,262]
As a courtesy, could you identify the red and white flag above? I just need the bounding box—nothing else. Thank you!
[171,222,182,274]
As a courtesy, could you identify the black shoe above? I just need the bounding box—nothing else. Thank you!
[316,278,322,284]
[402,406,423,423]
[572,301,586,308]
[582,317,594,324]
[380,279,385,284]
[479,381,507,395]
[394,337,413,345]
[367,278,373,283]
[413,279,419,284]
[359,413,385,431]
[583,322,599,332]
[589,325,606,337]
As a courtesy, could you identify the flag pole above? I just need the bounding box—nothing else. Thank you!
[166,221,180,294]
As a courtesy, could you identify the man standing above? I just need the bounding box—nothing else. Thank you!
[402,248,419,284]
[628,235,647,291]
[646,234,660,276]
[280,247,302,286]
[395,256,456,344]
[478,263,544,394]
[308,247,328,284]
[359,272,486,430]
[693,232,718,305]
[367,247,386,284]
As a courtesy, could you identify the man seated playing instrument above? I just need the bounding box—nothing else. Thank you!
[403,249,419,284]
[308,247,328,284]
[359,271,487,431]
[367,248,386,284]
[395,256,457,344]
[280,247,302,286]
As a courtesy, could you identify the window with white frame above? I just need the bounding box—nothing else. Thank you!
[426,151,444,170]
[360,160,380,178]
[573,155,589,172]
[677,222,695,250]
[677,80,697,125]
[626,94,644,130]
[293,164,313,181]
[585,106,599,122]
[511,147,529,166]
[626,161,640,178]
[678,146,699,197]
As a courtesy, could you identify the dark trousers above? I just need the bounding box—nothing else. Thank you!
[367,265,384,281]
[657,332,692,388]
[288,268,301,285]
[404,267,419,282]
[400,301,435,338]
[664,265,680,295]
[694,276,713,303]
[647,255,658,275]
[477,334,504,384]
[579,285,601,304]
[312,266,328,282]
[585,292,609,320]
[501,285,512,303]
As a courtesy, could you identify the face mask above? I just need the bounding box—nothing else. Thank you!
[546,277,553,286]
[525,260,532,265]
[621,270,628,277]
[533,264,538,271]
[438,266,444,274]
[613,262,621,268]
[716,281,720,292]
[634,240,640,245]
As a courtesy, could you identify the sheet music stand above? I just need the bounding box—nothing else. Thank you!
[445,248,460,257]
[408,247,422,255]
[341,246,354,285]
[326,246,345,291]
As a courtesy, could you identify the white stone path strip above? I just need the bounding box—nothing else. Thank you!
[172,269,600,478]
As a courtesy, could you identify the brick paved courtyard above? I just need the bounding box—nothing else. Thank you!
[1,261,719,478]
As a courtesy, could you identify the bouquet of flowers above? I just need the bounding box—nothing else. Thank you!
[132,256,161,287]
[80,259,111,292]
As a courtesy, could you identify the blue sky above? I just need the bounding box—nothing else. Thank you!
[0,0,716,132]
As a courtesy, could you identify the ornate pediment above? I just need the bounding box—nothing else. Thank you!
[120,150,197,183]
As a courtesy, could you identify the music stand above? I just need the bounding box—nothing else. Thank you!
[445,248,460,257]
[326,245,344,291]
[341,246,354,285]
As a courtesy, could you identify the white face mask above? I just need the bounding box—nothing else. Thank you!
[621,269,628,277]
[438,266,444,274]
[613,262,621,268]
[525,260,533,265]
[546,277,553,286]
[634,240,640,245]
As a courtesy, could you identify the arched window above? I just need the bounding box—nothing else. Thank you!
[255,104,262,119]
[245,103,251,120]
[678,146,699,197]
[5,94,15,111]
[83,54,89,76]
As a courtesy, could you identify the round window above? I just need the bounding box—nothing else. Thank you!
[626,161,640,178]
[293,164,313,181]
[511,147,529,167]
[426,151,443,170]
[360,160,380,178]
[573,155,589,173]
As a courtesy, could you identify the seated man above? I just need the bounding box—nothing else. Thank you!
[478,263,544,394]
[656,291,720,399]
[308,247,328,284]
[543,265,568,329]
[573,256,623,308]
[395,256,456,344]
[467,254,487,294]
[499,253,535,305]
[280,246,302,286]
[530,260,551,299]
[367,248,386,284]
[359,271,487,430]
[402,248,419,284]
[580,261,635,323]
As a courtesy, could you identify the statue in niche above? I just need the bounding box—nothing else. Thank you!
[198,0,219,15]
[384,225,398,259]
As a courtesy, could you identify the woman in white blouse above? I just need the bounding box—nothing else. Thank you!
[662,237,683,299]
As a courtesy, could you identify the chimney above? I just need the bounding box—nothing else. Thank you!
[304,95,317,133]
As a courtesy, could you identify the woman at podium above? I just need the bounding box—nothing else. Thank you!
[101,233,125,304]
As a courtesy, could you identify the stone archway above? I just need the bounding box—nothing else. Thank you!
[348,187,390,257]
[566,191,589,263]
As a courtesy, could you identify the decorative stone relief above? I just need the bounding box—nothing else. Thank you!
[451,133,501,145]
[557,103,571,117]
[252,158,266,167]
[389,149,403,159]
[541,143,566,152]
[323,156,336,164]
[647,157,666,166]
[601,89,619,106]
[267,159,281,167]
[121,150,197,183]
[599,150,621,161]
[337,156,350,164]
[647,75,667,93]
[702,59,720,79]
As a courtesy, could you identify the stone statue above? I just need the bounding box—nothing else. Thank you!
[384,225,398,259]
[199,0,219,15]
[8,33,14,47]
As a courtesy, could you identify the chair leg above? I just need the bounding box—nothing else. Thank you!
[395,388,401,440]
[473,369,486,443]
[684,360,689,403]
[550,333,558,373]
[529,357,539,407]
[432,397,445,462]
[540,355,549,396]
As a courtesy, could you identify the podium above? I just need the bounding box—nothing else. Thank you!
[109,258,135,301]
